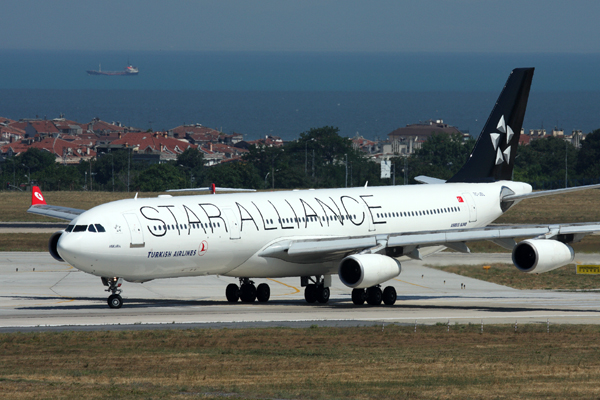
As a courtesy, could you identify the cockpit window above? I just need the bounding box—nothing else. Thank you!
[95,224,106,232]
[65,225,74,232]
[73,225,87,232]
[88,225,97,232]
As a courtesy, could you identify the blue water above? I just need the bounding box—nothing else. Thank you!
[1,50,599,139]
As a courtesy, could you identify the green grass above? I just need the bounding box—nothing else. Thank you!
[1,325,600,399]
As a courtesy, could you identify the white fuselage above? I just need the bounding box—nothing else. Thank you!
[56,181,531,282]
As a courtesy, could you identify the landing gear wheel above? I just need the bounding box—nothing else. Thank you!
[366,287,382,306]
[304,284,317,303]
[352,288,365,305]
[239,283,257,303]
[316,286,330,304]
[107,294,123,309]
[226,284,240,302]
[256,283,270,302]
[382,286,397,306]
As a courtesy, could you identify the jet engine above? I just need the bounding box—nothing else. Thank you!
[338,254,401,289]
[512,239,574,274]
[48,231,64,262]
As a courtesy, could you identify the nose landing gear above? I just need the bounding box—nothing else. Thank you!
[102,277,123,309]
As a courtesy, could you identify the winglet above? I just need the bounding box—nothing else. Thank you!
[31,186,47,206]
[211,183,216,194]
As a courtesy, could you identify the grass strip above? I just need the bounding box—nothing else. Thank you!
[431,263,600,290]
[1,325,600,399]
[0,233,51,251]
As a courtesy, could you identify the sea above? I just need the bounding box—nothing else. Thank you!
[1,50,600,141]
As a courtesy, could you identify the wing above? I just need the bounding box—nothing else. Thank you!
[27,186,85,222]
[259,222,600,262]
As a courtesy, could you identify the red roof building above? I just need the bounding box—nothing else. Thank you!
[25,120,60,138]
[109,131,196,161]
[29,137,96,164]
[87,118,127,134]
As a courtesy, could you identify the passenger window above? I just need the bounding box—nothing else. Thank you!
[66,225,74,232]
[88,225,97,232]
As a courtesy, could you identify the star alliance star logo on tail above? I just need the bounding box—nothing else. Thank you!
[490,115,514,166]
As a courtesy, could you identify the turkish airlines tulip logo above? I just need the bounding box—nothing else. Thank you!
[198,240,208,256]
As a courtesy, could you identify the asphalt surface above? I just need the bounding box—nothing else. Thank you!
[2,252,600,332]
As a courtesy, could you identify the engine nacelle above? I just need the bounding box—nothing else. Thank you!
[338,254,401,289]
[48,231,64,262]
[512,239,574,274]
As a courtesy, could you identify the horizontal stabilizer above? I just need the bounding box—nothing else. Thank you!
[414,175,446,184]
[502,183,600,201]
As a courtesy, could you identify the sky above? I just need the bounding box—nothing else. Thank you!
[3,0,600,53]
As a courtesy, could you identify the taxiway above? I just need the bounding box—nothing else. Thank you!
[1,252,600,331]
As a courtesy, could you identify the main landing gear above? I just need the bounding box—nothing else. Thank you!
[226,278,271,303]
[351,285,396,306]
[102,277,124,309]
[302,276,330,304]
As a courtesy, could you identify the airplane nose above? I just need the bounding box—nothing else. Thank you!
[56,231,79,263]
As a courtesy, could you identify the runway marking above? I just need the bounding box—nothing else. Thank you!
[393,278,432,289]
[267,279,300,296]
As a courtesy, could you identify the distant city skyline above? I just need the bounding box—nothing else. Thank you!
[3,0,600,54]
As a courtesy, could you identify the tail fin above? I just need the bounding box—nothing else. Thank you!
[31,186,47,206]
[447,68,534,183]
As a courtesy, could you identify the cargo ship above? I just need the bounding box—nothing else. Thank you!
[87,64,139,76]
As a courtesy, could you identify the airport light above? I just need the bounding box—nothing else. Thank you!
[21,164,30,186]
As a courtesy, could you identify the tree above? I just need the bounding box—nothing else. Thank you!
[243,145,287,188]
[514,136,578,188]
[177,147,204,169]
[93,150,130,190]
[576,129,600,182]
[133,163,185,192]
[19,148,56,173]
[37,163,82,191]
[398,133,475,183]
[202,161,262,189]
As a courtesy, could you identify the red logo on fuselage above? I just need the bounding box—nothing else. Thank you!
[198,241,208,256]
[457,196,464,203]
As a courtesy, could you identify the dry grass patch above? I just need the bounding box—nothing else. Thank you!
[1,326,600,399]
[497,189,600,224]
[432,263,600,290]
[0,233,51,251]
[445,235,600,254]
[0,191,167,222]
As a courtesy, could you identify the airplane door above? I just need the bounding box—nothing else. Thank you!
[123,213,145,248]
[461,193,478,223]
[222,208,240,240]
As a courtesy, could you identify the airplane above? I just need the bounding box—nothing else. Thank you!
[28,67,600,309]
